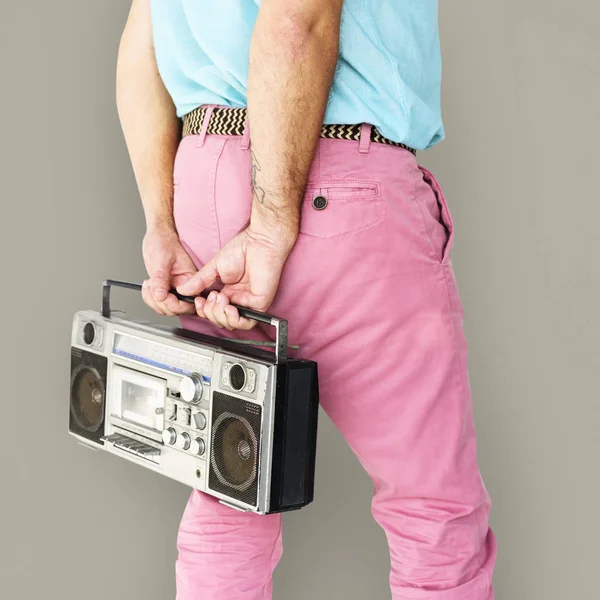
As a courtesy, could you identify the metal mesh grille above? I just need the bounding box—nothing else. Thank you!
[69,349,108,446]
[70,366,105,432]
[229,364,246,391]
[209,392,262,508]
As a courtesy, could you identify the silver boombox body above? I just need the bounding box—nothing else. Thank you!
[69,281,319,514]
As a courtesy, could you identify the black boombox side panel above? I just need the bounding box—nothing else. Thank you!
[69,348,108,446]
[268,359,319,513]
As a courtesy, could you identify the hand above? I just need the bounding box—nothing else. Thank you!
[141,224,198,316]
[176,224,296,331]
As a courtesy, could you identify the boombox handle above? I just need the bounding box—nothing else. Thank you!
[101,279,289,363]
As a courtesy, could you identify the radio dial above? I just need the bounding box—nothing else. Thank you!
[162,427,177,446]
[180,373,204,404]
[193,412,207,431]
[175,432,191,451]
[190,437,206,456]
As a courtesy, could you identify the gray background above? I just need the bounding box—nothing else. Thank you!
[1,1,598,599]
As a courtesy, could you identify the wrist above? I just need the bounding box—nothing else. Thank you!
[249,206,299,253]
[145,211,176,235]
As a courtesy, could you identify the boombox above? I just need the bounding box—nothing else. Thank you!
[69,280,319,514]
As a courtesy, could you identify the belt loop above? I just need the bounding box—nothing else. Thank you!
[196,105,216,147]
[240,111,250,150]
[358,123,372,154]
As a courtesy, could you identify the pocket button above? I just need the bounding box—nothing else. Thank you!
[312,195,328,210]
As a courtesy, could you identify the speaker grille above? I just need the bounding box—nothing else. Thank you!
[69,349,108,445]
[229,363,246,391]
[209,392,262,507]
[71,366,105,431]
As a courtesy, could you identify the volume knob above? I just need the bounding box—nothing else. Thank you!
[175,432,191,451]
[180,373,204,404]
[190,437,206,456]
[161,427,177,445]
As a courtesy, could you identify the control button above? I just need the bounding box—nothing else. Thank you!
[180,373,204,404]
[167,401,177,421]
[193,412,207,431]
[177,406,191,427]
[175,432,191,451]
[161,427,177,445]
[312,195,328,210]
[222,363,231,385]
[190,437,206,456]
[245,369,256,393]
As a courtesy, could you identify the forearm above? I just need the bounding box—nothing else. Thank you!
[116,0,180,232]
[247,1,342,244]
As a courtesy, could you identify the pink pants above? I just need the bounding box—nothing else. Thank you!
[173,110,497,599]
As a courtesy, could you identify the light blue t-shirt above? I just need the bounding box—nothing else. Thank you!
[150,0,444,150]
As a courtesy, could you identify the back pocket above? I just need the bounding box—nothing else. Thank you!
[299,180,383,239]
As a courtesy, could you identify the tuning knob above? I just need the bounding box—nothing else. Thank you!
[161,427,177,445]
[190,437,206,456]
[175,432,191,451]
[193,411,207,431]
[180,373,204,404]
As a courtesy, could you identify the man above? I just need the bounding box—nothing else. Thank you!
[116,1,497,598]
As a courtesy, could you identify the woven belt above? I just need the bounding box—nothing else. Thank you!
[182,106,416,155]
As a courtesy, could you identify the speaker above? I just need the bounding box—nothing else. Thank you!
[69,348,108,446]
[209,391,262,507]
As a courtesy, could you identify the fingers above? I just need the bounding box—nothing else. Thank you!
[163,292,197,316]
[176,260,219,297]
[223,303,257,331]
[149,268,173,303]
[142,280,196,317]
[144,279,257,330]
[199,291,256,331]
[142,279,167,315]
[201,291,230,330]
[142,231,201,316]
[147,264,184,315]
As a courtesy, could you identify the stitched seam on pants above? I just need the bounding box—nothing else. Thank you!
[439,263,491,587]
[262,522,282,600]
[432,262,484,582]
[482,567,491,597]
[211,138,228,250]
[440,263,470,414]
[433,262,485,585]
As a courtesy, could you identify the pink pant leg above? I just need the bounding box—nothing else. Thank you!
[176,491,282,600]
[268,139,497,598]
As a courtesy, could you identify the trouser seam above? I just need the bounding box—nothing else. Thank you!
[210,139,227,250]
[262,524,282,599]
[440,263,470,406]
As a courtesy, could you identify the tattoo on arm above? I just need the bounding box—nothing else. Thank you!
[251,149,266,204]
